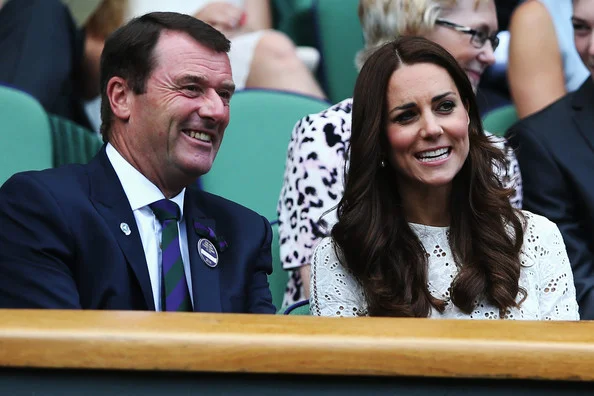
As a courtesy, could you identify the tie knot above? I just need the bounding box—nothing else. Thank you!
[149,199,180,223]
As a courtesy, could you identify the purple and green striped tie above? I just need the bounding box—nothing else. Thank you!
[149,199,192,312]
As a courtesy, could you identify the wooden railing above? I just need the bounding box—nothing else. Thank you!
[0,310,593,381]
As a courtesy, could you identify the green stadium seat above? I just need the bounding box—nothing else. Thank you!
[48,114,103,167]
[200,89,330,311]
[313,0,363,103]
[201,89,330,221]
[482,104,519,137]
[0,85,53,186]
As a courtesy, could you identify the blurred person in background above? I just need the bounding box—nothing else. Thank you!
[127,0,324,97]
[277,0,522,310]
[0,0,125,131]
[508,0,589,118]
[507,0,594,319]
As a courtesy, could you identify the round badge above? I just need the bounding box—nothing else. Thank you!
[198,238,219,268]
[120,222,131,236]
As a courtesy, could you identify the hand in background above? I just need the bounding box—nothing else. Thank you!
[194,2,246,37]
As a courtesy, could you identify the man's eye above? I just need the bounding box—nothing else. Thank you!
[185,86,200,92]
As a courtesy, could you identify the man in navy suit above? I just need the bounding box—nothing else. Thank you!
[506,0,594,319]
[0,12,276,313]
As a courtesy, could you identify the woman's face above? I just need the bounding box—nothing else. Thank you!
[573,0,594,77]
[385,62,470,195]
[425,0,498,91]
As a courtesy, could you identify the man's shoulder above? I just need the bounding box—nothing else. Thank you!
[2,164,89,196]
[187,186,266,225]
[510,91,575,136]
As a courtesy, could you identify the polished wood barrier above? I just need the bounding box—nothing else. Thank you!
[0,310,592,381]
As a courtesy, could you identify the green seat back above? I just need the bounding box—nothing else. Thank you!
[273,0,317,47]
[313,0,363,103]
[284,300,310,315]
[269,222,287,311]
[482,105,519,137]
[0,85,53,186]
[48,114,103,167]
[201,89,330,220]
[201,89,329,311]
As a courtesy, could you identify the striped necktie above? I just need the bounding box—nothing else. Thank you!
[149,199,192,312]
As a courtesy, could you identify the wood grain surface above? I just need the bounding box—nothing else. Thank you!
[0,310,592,381]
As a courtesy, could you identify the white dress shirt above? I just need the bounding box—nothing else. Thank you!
[106,143,193,310]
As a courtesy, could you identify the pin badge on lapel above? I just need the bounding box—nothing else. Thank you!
[120,222,131,235]
[198,238,218,268]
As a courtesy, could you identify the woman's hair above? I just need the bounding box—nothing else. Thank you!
[356,0,487,68]
[332,36,525,318]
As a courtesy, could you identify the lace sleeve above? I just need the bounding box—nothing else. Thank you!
[310,238,367,316]
[530,213,580,320]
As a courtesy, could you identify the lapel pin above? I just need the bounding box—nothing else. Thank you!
[120,222,131,236]
[198,238,218,268]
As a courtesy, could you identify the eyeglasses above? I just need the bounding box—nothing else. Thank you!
[435,19,500,51]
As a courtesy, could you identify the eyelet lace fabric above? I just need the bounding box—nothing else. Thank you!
[310,211,579,320]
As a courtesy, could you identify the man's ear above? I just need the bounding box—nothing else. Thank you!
[106,76,131,122]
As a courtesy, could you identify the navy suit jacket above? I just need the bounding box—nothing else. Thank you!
[507,78,594,319]
[0,148,275,313]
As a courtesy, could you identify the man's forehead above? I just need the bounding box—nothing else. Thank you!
[152,30,232,78]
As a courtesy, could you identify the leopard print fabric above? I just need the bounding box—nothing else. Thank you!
[277,98,523,308]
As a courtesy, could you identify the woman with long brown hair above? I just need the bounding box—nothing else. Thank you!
[310,36,579,319]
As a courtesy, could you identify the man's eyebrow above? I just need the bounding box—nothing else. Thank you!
[176,75,235,93]
[220,80,236,93]
[176,75,207,85]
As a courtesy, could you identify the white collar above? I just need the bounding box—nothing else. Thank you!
[105,143,185,215]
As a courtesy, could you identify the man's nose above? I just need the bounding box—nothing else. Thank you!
[198,89,227,121]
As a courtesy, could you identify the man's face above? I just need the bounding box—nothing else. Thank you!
[573,0,594,76]
[122,30,234,194]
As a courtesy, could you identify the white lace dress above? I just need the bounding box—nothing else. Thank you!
[310,211,579,320]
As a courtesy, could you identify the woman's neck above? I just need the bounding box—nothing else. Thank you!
[398,179,452,227]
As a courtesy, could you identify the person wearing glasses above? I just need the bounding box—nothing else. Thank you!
[276,0,522,310]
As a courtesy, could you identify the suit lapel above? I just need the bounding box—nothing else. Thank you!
[185,188,222,313]
[572,78,594,153]
[87,148,155,310]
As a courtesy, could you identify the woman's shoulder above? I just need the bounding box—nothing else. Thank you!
[520,210,557,232]
[313,236,340,263]
[519,210,564,258]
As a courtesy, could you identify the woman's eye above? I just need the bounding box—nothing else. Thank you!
[394,110,417,124]
[437,101,456,113]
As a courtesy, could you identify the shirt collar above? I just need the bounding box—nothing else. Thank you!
[106,143,186,216]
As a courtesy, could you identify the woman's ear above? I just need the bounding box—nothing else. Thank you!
[106,76,131,122]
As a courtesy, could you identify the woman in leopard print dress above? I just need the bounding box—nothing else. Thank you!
[277,0,522,309]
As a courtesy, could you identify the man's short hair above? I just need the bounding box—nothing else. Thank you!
[99,12,230,141]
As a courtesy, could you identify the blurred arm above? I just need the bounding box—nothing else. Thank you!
[508,0,566,119]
